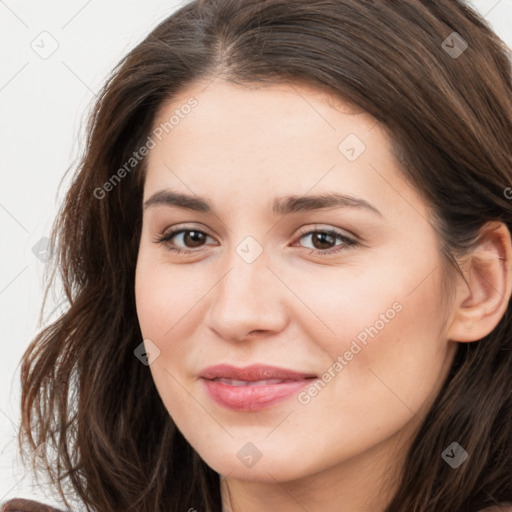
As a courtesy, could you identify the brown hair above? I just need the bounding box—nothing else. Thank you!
[17,1,512,511]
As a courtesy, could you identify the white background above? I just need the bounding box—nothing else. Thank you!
[1,0,511,508]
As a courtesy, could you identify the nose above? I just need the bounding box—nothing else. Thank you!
[205,247,289,343]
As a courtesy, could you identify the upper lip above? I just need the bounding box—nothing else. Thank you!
[200,364,317,381]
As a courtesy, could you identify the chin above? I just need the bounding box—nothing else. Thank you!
[198,445,316,483]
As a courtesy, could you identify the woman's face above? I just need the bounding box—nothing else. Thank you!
[135,79,458,488]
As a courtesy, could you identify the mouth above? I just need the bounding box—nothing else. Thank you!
[200,364,318,411]
[199,363,317,381]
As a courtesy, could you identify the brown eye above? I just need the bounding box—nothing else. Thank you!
[156,229,214,253]
[180,230,207,248]
[296,229,357,255]
[309,232,337,250]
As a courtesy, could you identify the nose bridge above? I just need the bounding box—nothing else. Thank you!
[216,241,270,312]
[206,237,286,340]
[222,232,269,297]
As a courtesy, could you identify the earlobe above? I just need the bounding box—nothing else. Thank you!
[446,221,512,343]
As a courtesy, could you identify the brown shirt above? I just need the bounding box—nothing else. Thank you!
[1,499,65,512]
[2,498,512,512]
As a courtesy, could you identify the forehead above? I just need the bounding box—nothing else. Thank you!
[151,78,374,147]
[143,78,429,223]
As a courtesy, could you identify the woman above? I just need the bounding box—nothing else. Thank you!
[2,0,512,511]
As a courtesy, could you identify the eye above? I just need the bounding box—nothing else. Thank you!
[155,228,216,254]
[154,226,357,256]
[293,228,357,255]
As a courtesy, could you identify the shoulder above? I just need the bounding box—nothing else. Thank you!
[0,499,66,512]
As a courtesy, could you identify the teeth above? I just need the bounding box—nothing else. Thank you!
[215,378,288,386]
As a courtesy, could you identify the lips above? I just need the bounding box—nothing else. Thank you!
[200,364,318,411]
[200,363,317,381]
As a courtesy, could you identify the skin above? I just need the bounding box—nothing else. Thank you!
[134,78,512,512]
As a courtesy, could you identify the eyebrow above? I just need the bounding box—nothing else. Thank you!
[143,190,383,217]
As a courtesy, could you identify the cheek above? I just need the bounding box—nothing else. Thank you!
[275,260,405,360]
[285,258,450,407]
[134,254,205,414]
[336,272,449,416]
[135,249,206,341]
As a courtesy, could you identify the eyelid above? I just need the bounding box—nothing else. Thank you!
[156,222,214,240]
[293,223,357,241]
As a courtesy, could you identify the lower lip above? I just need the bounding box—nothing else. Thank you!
[202,378,315,411]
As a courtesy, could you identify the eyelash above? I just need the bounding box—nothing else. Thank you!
[154,226,357,256]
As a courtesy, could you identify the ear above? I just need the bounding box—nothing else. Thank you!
[446,221,512,342]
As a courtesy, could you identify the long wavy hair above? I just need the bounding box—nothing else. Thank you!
[17,1,512,511]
